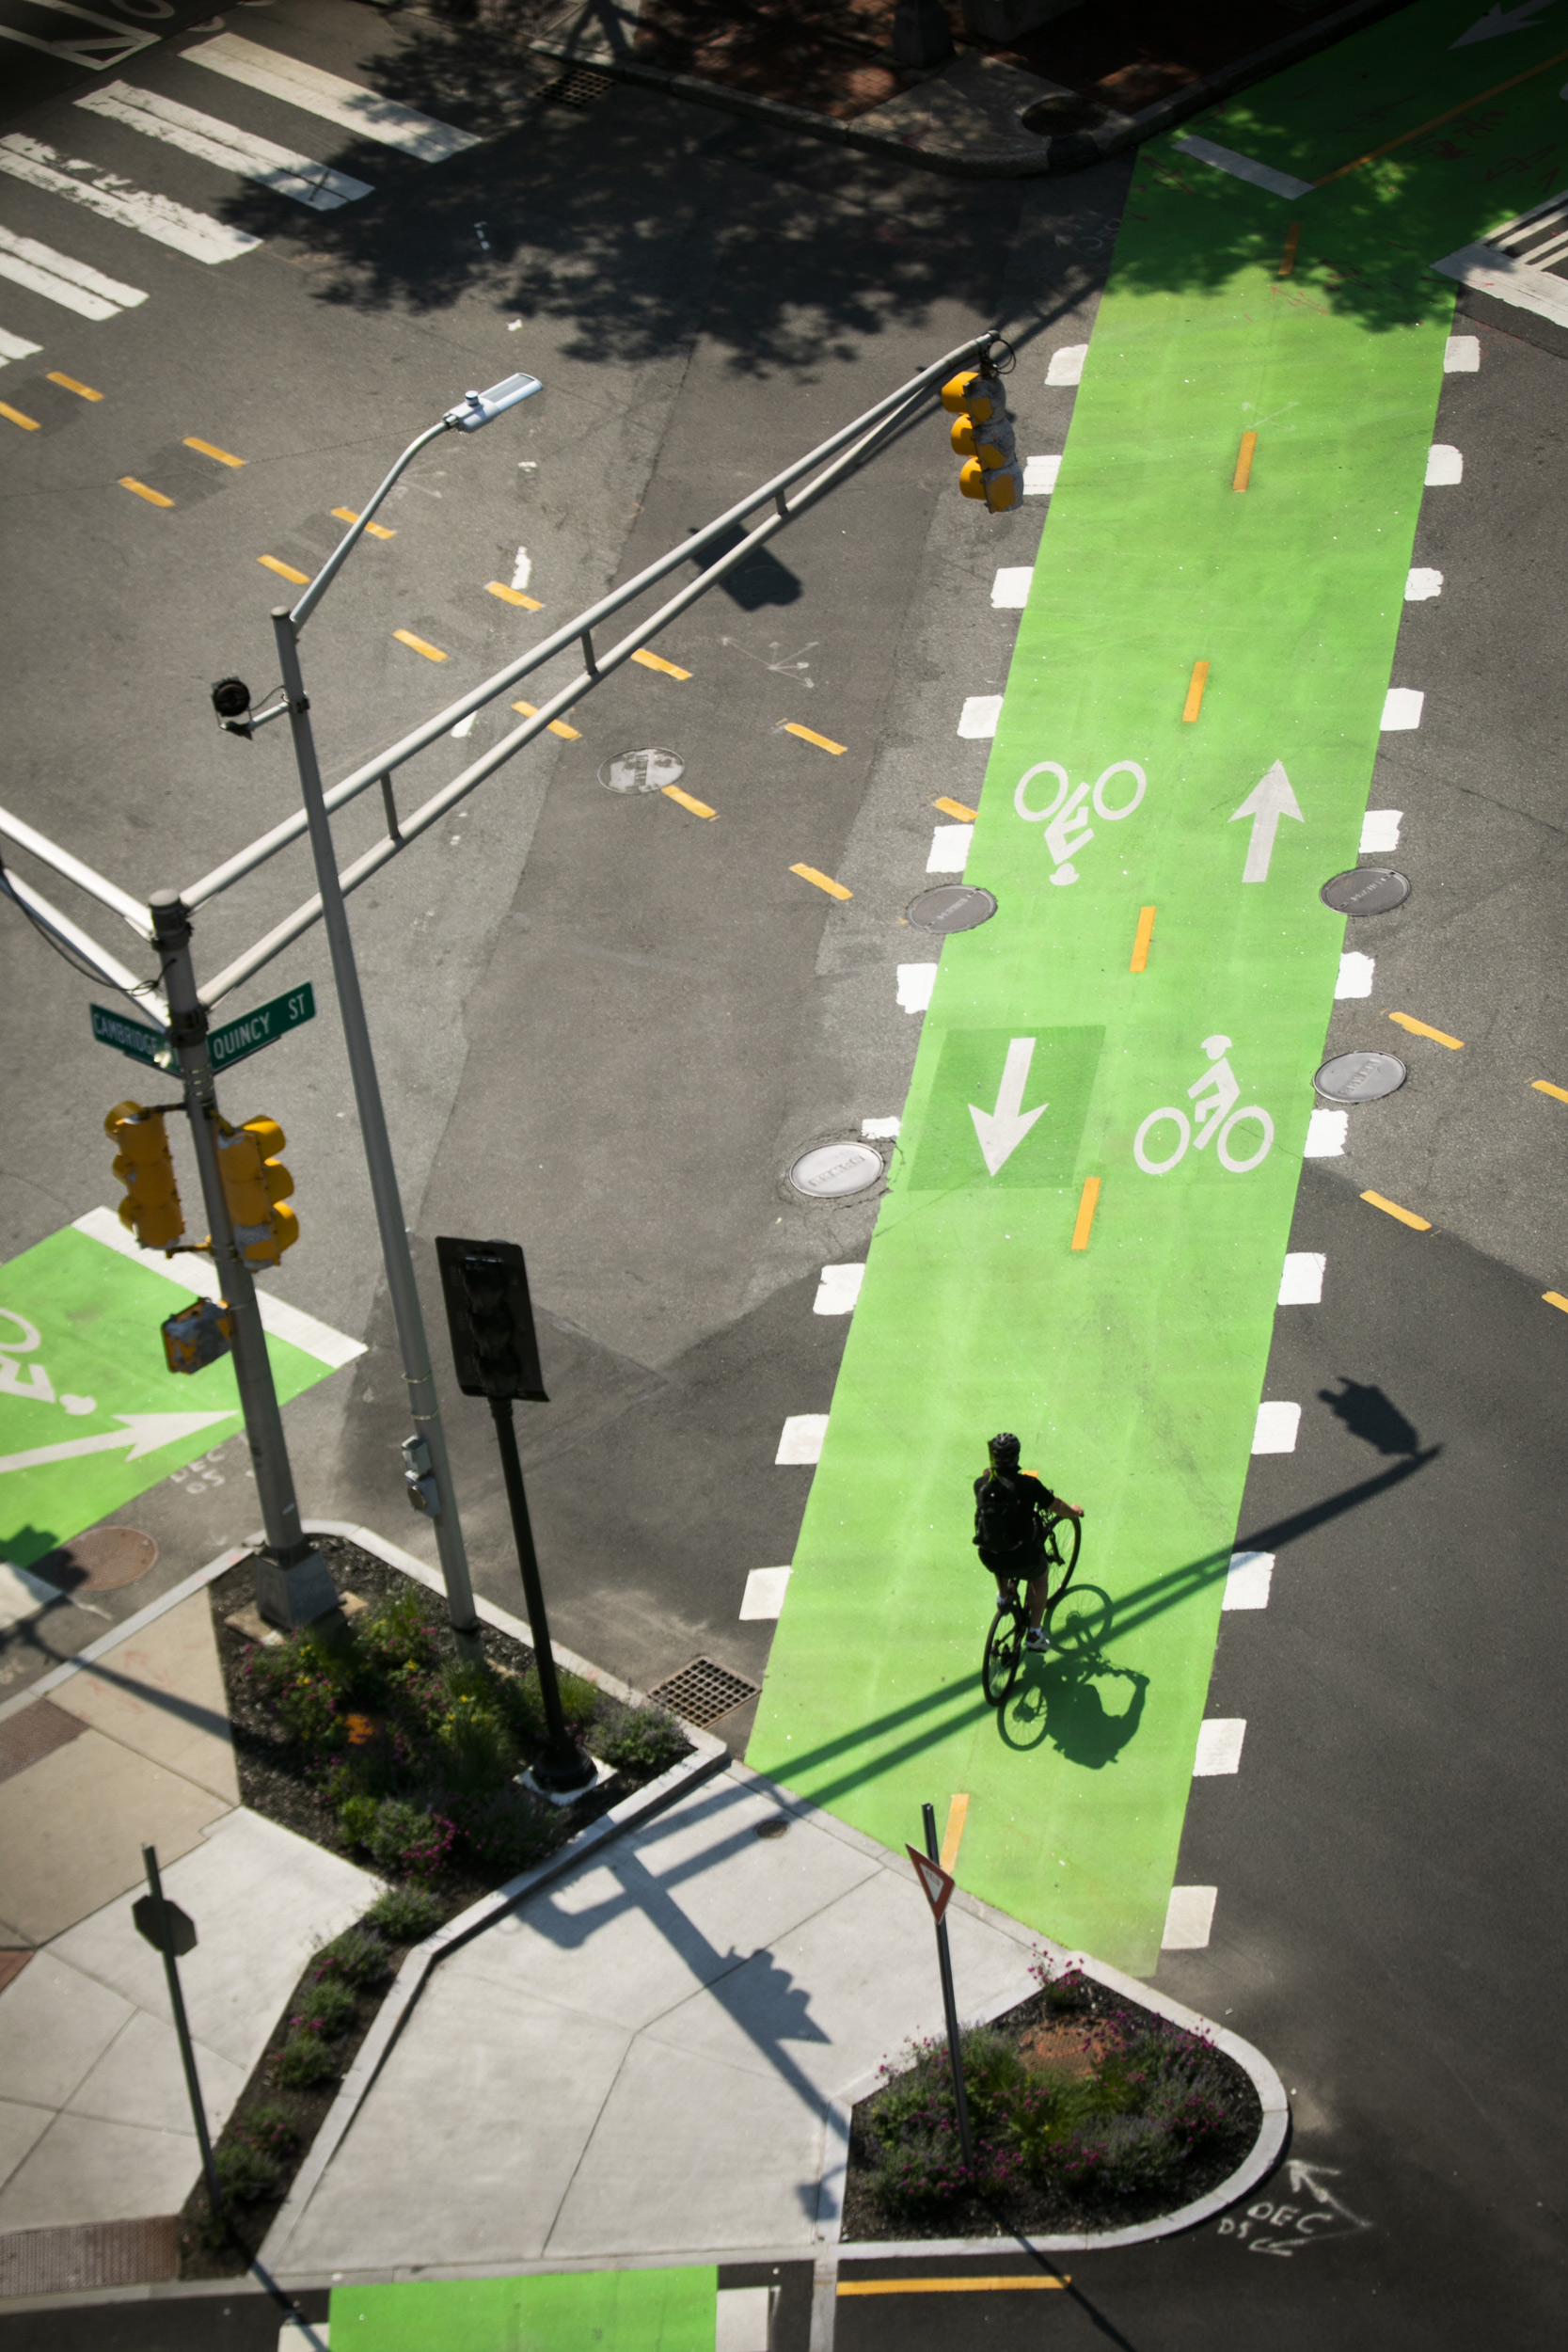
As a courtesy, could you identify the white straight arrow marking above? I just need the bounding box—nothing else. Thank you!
[1230,759,1304,883]
[1451,3,1554,46]
[970,1038,1048,1176]
[0,1410,236,1476]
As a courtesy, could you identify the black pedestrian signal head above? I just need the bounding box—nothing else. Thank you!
[988,1431,1021,1470]
[436,1235,548,1403]
[211,676,251,722]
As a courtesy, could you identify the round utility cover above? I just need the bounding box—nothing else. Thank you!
[789,1142,883,1199]
[906,884,998,933]
[1320,867,1411,916]
[1314,1051,1407,1104]
[599,747,684,795]
[35,1526,158,1593]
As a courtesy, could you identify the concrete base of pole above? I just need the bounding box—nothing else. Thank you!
[892,0,955,67]
[250,1545,341,1629]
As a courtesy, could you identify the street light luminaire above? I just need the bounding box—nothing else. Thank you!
[443,372,542,435]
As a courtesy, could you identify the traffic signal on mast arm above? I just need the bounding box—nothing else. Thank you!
[105,1102,185,1250]
[942,367,1023,514]
[215,1117,297,1267]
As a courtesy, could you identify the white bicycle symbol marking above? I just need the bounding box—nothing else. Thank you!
[1014,759,1147,886]
[1133,1033,1275,1176]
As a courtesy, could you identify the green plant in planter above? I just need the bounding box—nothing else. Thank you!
[338,1792,378,1850]
[591,1696,688,1777]
[365,1883,443,1942]
[214,2137,280,2203]
[294,1976,356,2038]
[364,1797,455,1879]
[238,2102,297,2158]
[435,1679,519,1793]
[315,1924,393,1990]
[274,2031,339,2090]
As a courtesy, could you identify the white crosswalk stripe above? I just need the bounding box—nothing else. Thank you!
[0,135,261,263]
[0,326,43,364]
[76,82,373,213]
[0,225,146,318]
[181,30,481,163]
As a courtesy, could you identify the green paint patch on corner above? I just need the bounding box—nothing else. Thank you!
[0,1220,342,1567]
[328,2265,718,2351]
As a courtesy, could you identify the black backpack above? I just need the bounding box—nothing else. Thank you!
[975,1472,1039,1555]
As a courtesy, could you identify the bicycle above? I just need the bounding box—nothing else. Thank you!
[981,1509,1082,1707]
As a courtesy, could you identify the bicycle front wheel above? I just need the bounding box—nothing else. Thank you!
[1039,1513,1081,1616]
[982,1597,1024,1708]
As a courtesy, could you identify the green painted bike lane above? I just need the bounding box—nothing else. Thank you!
[749,0,1568,1973]
[327,2266,716,2350]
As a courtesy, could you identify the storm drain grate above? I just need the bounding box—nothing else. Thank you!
[648,1656,760,1728]
[0,2217,180,2297]
[539,67,616,110]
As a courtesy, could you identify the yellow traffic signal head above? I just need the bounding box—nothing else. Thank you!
[106,1103,184,1249]
[216,1117,297,1266]
[941,369,1002,421]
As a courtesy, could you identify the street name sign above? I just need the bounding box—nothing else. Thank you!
[90,1004,175,1071]
[208,982,315,1073]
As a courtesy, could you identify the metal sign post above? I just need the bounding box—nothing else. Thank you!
[908,1804,974,2171]
[135,1844,223,2229]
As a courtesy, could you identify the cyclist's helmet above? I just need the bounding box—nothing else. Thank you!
[988,1432,1022,1471]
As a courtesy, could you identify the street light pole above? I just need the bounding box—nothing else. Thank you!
[272,611,483,1662]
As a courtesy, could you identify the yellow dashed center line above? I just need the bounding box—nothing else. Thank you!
[512,699,579,740]
[486,580,541,610]
[790,863,851,900]
[1233,430,1258,492]
[0,402,40,432]
[1070,1176,1101,1252]
[839,2278,1069,2297]
[781,722,847,755]
[933,795,978,821]
[1277,221,1301,278]
[662,785,716,818]
[939,1792,969,1873]
[259,555,309,584]
[1388,1010,1463,1049]
[1532,1078,1568,1104]
[120,476,172,507]
[49,373,101,401]
[185,436,243,467]
[1181,659,1210,722]
[632,647,691,679]
[333,507,394,539]
[393,628,447,662]
[1544,1292,1568,1314]
[1361,1189,1432,1232]
[1130,904,1157,972]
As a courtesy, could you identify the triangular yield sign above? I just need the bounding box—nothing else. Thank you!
[906,1843,955,1924]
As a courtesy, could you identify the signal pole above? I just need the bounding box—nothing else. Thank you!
[150,893,336,1628]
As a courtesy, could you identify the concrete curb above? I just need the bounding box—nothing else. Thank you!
[529,0,1411,181]
[814,1947,1289,2263]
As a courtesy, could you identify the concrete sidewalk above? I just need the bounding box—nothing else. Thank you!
[270,1765,1038,2279]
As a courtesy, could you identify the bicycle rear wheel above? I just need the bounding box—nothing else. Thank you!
[1038,1512,1081,1617]
[982,1595,1025,1708]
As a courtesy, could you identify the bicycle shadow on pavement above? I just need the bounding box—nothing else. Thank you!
[995,1585,1150,1768]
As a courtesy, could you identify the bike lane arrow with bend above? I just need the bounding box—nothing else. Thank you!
[748,0,1568,1971]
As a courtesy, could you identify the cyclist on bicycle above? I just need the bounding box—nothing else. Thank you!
[974,1431,1083,1652]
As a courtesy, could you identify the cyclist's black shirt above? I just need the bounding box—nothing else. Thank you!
[973,1470,1056,1568]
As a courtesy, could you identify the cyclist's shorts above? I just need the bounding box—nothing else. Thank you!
[978,1547,1045,1580]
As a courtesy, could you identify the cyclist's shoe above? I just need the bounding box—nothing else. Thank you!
[1025,1627,1051,1653]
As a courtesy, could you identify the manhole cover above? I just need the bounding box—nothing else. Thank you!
[599,747,684,795]
[647,1656,761,1728]
[788,1141,883,1199]
[1320,867,1411,915]
[755,1817,789,1840]
[539,67,615,109]
[1314,1051,1408,1104]
[34,1527,158,1594]
[906,884,998,933]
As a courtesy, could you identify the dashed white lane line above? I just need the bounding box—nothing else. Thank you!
[76,81,373,211]
[1405,566,1443,600]
[1381,688,1424,730]
[1046,343,1086,386]
[927,823,973,874]
[991,565,1034,607]
[958,693,1002,739]
[182,32,481,163]
[1336,951,1375,999]
[862,1116,900,1138]
[776,1414,828,1465]
[1360,807,1402,852]
[1278,1251,1325,1305]
[1223,1551,1273,1611]
[813,1263,864,1315]
[1252,1401,1301,1454]
[896,963,937,1014]
[0,326,40,363]
[0,134,261,263]
[1425,442,1464,485]
[0,224,147,317]
[1444,333,1480,373]
[1162,1885,1217,1950]
[1169,132,1313,200]
[1022,454,1060,497]
[1193,1719,1246,1776]
[739,1567,792,1621]
[1304,1108,1348,1157]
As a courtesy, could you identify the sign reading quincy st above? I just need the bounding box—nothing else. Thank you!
[208,983,315,1072]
